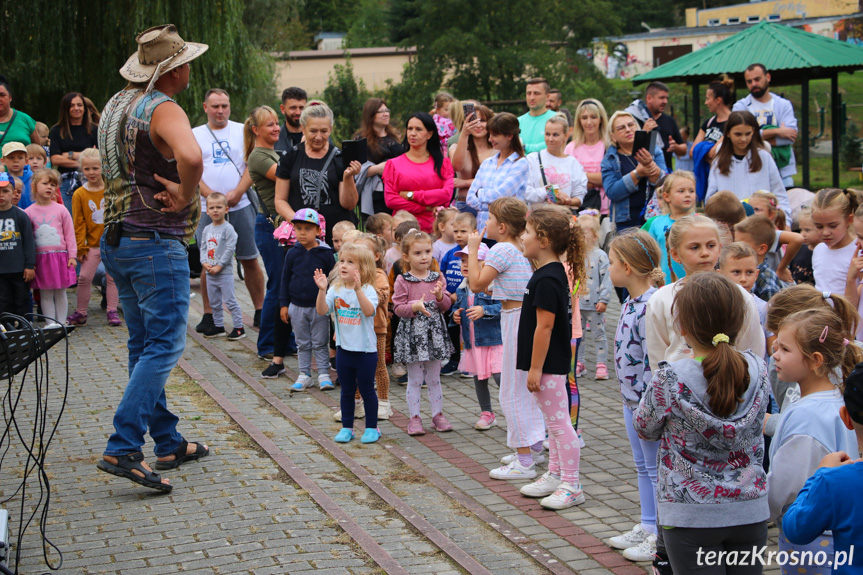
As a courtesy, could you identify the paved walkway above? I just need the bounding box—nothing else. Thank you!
[2,269,780,574]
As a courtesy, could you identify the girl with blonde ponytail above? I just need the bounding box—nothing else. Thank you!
[606,230,663,559]
[634,272,770,572]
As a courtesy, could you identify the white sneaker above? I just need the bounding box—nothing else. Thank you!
[333,401,365,421]
[539,482,585,510]
[290,374,313,391]
[608,524,650,550]
[622,534,657,562]
[392,363,407,377]
[377,399,393,420]
[520,471,562,498]
[489,460,537,480]
[578,431,586,449]
[501,451,545,465]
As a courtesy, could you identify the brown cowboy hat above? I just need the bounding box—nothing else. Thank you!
[119,24,208,84]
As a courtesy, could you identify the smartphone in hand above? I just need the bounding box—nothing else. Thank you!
[462,102,476,122]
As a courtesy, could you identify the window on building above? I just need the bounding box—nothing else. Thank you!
[767,14,781,21]
[727,17,741,24]
[708,18,721,26]
[747,15,761,23]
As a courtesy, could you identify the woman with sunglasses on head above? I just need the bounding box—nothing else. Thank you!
[601,111,666,232]
[566,99,611,217]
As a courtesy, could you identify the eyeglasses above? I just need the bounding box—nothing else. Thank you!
[377,108,391,115]
[614,122,638,133]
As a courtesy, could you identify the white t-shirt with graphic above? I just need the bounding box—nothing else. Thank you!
[192,120,250,213]
[525,150,588,206]
[748,96,776,128]
[326,284,379,353]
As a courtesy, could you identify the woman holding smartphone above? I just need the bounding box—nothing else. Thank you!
[449,102,495,213]
[525,113,587,209]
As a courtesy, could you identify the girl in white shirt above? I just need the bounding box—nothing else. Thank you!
[812,187,859,294]
[525,114,587,208]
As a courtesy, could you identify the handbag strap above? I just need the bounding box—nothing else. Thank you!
[314,146,337,211]
[535,151,548,186]
[0,110,19,149]
[206,124,244,178]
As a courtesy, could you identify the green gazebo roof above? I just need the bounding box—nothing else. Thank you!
[633,21,863,85]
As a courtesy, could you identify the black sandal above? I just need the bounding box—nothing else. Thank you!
[96,452,173,493]
[154,439,209,470]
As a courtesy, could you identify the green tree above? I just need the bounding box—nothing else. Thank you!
[243,0,312,53]
[344,0,392,48]
[386,0,620,106]
[0,0,274,127]
[323,56,371,142]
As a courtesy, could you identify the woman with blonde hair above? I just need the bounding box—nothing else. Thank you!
[566,99,611,215]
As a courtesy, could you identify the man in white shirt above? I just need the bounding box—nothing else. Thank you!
[733,63,799,188]
[192,89,265,332]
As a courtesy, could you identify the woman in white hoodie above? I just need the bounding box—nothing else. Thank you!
[704,111,791,222]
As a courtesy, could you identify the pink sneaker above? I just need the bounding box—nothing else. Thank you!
[66,311,87,326]
[407,415,425,436]
[107,310,122,326]
[431,412,453,432]
[475,411,496,430]
[595,363,609,380]
[575,361,586,377]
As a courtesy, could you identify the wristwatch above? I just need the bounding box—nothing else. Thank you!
[406,191,414,200]
[67,151,74,159]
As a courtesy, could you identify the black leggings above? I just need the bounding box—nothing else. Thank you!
[664,521,768,575]
[474,372,501,413]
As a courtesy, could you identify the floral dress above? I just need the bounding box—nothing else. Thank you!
[392,271,454,364]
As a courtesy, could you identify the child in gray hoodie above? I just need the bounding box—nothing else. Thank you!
[635,272,770,574]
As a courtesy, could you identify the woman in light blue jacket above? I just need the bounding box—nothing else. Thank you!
[601,111,667,232]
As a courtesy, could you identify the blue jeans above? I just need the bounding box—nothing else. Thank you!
[100,234,188,457]
[60,175,79,214]
[254,215,294,357]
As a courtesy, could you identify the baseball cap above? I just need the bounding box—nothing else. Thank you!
[0,173,10,187]
[292,208,321,228]
[457,243,489,260]
[2,142,27,158]
[844,362,863,425]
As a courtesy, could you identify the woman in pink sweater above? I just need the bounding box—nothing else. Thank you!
[384,112,454,233]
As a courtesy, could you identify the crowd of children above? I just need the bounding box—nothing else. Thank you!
[5,125,863,573]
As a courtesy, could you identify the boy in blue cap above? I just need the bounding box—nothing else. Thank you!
[280,208,336,391]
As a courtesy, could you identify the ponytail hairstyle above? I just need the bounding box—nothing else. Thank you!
[487,112,525,159]
[813,187,861,222]
[778,308,863,384]
[243,105,279,162]
[402,112,445,178]
[716,111,765,176]
[609,229,665,288]
[707,74,735,109]
[665,214,722,281]
[399,230,440,273]
[766,284,860,335]
[526,204,586,289]
[489,196,528,240]
[332,241,377,289]
[673,272,749,417]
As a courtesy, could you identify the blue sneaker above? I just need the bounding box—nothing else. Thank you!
[290,373,313,391]
[361,428,381,444]
[318,373,335,391]
[334,428,354,443]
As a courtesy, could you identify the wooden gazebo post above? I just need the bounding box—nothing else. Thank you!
[801,76,810,190]
[832,72,841,187]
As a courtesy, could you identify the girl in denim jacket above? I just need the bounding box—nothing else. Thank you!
[451,243,503,430]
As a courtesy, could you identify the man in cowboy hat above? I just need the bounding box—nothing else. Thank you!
[96,24,209,492]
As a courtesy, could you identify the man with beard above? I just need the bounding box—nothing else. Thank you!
[546,89,563,112]
[733,63,798,188]
[276,86,307,154]
[625,81,686,170]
